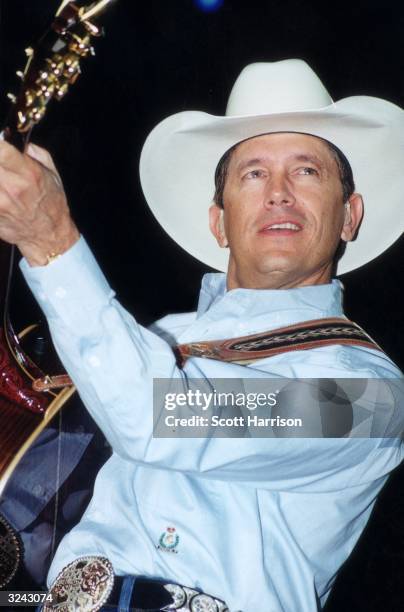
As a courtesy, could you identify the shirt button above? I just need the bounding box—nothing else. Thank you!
[55,287,67,299]
[88,355,101,368]
[32,484,44,497]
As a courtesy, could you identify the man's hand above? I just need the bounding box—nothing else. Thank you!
[0,141,79,266]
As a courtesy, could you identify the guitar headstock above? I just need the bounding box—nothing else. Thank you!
[4,0,116,150]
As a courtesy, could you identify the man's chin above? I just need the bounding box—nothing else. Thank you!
[227,254,305,290]
[254,254,300,276]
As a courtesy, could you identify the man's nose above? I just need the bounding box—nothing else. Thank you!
[264,174,296,208]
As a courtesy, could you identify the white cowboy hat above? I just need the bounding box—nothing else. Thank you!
[139,59,404,274]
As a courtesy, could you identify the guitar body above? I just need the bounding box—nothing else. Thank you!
[0,324,76,498]
[0,322,75,589]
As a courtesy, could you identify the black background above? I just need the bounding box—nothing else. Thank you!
[0,1,403,609]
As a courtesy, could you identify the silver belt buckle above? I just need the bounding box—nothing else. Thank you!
[44,555,114,611]
[0,513,22,588]
[164,583,229,612]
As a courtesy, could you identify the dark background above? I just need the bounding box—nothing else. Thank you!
[0,0,403,609]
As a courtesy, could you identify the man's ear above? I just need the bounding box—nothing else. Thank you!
[340,193,364,242]
[209,203,229,247]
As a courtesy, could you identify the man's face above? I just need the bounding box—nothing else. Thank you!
[209,132,363,289]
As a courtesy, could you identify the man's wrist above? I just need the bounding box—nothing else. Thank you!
[18,223,81,267]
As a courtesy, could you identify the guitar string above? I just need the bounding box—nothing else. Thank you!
[50,409,63,561]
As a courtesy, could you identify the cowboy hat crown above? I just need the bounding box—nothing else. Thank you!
[226,60,332,115]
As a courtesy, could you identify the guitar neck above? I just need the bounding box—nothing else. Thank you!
[3,126,31,153]
[0,124,31,321]
[0,1,114,319]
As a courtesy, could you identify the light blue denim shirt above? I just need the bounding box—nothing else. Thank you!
[21,237,404,612]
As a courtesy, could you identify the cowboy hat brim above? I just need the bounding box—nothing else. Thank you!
[140,96,404,275]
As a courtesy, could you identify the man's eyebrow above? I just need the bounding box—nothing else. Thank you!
[235,153,328,173]
[292,154,326,167]
[236,158,265,172]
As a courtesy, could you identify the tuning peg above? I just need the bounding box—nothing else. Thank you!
[17,111,27,129]
[55,83,69,99]
[25,90,35,107]
[83,21,101,37]
[7,93,17,103]
[39,82,55,99]
[16,70,24,80]
[64,54,80,74]
[46,57,64,77]
[67,33,92,57]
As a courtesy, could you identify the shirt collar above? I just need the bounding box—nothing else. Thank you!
[196,273,344,320]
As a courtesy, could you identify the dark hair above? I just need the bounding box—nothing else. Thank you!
[213,135,355,208]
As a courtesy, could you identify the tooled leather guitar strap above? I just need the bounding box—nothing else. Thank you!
[175,317,384,367]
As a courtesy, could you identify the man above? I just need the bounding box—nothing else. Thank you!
[0,59,403,610]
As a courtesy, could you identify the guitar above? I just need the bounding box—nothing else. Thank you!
[0,0,116,588]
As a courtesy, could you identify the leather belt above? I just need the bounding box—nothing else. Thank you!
[113,578,231,611]
[44,556,230,611]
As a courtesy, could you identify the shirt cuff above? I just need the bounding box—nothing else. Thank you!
[20,236,115,331]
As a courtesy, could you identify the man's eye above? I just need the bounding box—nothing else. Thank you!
[298,167,318,176]
[245,169,265,179]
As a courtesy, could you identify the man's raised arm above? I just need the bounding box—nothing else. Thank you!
[0,141,79,265]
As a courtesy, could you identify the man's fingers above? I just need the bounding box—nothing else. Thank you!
[0,141,61,184]
[0,139,76,266]
[0,165,33,206]
[0,141,25,172]
[26,143,59,174]
[0,141,48,184]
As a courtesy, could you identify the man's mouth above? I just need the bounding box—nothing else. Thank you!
[258,220,303,234]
